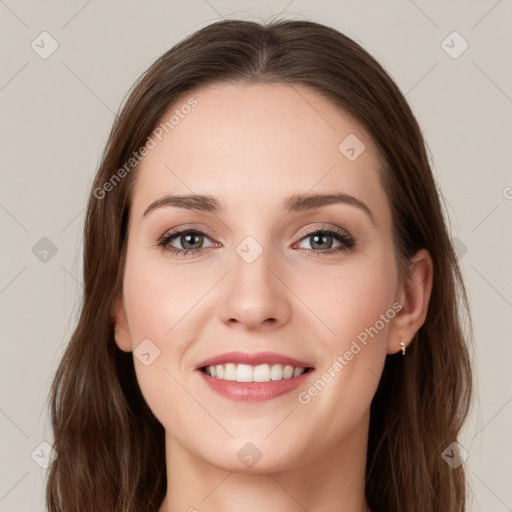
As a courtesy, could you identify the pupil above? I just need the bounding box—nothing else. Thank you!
[311,233,332,250]
[182,232,202,250]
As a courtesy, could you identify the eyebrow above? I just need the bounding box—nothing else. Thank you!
[143,192,375,225]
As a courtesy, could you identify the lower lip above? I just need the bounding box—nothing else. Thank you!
[197,369,314,402]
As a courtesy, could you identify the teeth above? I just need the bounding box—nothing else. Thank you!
[224,363,237,381]
[237,364,253,382]
[203,363,307,382]
[254,364,271,382]
[293,367,304,377]
[283,365,294,379]
[270,363,283,380]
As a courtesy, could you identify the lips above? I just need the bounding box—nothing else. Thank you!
[195,351,314,370]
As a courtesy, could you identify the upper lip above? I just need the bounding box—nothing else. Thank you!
[195,351,314,370]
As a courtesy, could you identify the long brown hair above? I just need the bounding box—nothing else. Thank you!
[45,18,473,512]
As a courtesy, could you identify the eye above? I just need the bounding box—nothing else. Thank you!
[156,227,217,257]
[294,227,355,256]
[156,225,356,258]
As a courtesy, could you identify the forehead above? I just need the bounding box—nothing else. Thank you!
[131,82,390,225]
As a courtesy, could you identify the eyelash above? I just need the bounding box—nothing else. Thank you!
[156,225,356,258]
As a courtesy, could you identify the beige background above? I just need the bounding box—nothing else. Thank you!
[1,0,511,510]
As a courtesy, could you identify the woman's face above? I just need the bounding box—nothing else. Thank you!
[114,82,406,472]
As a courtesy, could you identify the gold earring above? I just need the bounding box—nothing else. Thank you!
[399,341,406,356]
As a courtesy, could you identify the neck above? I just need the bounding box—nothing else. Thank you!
[158,409,371,512]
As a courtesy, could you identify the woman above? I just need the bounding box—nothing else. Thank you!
[45,18,473,512]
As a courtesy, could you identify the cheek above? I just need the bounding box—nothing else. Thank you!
[295,248,396,405]
[122,257,195,427]
[122,250,206,345]
[292,253,397,347]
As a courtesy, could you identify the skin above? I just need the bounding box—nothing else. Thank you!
[113,82,433,512]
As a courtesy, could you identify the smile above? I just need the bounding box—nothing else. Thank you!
[195,351,315,402]
[201,363,308,382]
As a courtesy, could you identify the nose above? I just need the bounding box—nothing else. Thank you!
[217,241,292,331]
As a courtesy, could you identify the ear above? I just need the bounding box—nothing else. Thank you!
[387,248,434,355]
[112,295,132,352]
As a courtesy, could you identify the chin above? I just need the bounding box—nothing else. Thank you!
[193,436,307,474]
